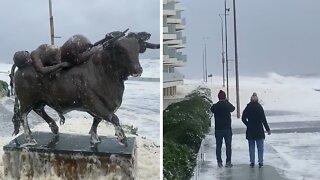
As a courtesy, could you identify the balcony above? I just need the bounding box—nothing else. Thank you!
[164,39,182,46]
[168,24,176,34]
[163,9,176,16]
[163,27,168,33]
[176,18,186,30]
[167,17,182,24]
[163,33,177,40]
[163,1,175,10]
[163,71,184,83]
[163,16,167,26]
[163,48,187,66]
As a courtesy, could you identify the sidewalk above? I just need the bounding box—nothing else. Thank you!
[195,127,286,180]
[204,164,282,180]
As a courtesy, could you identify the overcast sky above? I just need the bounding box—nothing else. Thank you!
[179,0,320,78]
[0,0,159,64]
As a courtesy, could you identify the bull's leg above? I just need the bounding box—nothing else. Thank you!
[33,107,59,134]
[20,111,37,145]
[89,117,102,144]
[110,114,127,146]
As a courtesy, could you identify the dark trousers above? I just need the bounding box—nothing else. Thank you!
[215,129,232,163]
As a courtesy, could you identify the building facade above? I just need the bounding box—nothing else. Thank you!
[163,0,187,99]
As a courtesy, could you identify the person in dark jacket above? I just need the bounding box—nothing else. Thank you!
[211,90,235,167]
[242,92,271,168]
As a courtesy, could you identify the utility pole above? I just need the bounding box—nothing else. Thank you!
[203,37,210,83]
[202,47,205,82]
[224,0,230,99]
[233,0,240,118]
[49,0,55,45]
[219,14,226,87]
[204,40,207,83]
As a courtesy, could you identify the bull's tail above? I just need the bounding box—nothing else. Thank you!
[12,96,21,136]
[9,63,16,96]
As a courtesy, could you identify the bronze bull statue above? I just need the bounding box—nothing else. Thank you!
[11,29,159,145]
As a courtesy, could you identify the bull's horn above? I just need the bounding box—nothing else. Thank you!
[145,42,160,49]
[103,28,129,49]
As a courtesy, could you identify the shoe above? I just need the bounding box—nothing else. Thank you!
[218,162,223,168]
[225,162,233,168]
[259,163,263,168]
[250,163,254,168]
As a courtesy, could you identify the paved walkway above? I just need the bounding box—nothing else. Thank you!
[194,128,285,180]
[194,120,320,179]
[214,164,282,180]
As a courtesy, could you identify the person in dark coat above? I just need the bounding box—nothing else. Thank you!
[211,90,235,167]
[242,92,271,168]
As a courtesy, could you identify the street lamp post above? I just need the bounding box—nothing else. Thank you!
[202,47,205,82]
[204,40,208,83]
[219,14,227,87]
[232,0,240,118]
[203,37,210,83]
[224,0,230,99]
[48,0,55,45]
[48,0,62,44]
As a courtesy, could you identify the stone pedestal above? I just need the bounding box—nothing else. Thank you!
[3,132,137,180]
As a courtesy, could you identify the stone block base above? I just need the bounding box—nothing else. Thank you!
[3,132,136,180]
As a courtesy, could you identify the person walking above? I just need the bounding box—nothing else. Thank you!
[211,90,235,167]
[242,92,271,168]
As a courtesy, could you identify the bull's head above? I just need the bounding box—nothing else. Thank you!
[103,28,143,77]
[127,31,160,53]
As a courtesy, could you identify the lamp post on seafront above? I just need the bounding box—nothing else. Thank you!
[48,0,55,45]
[219,14,227,87]
[48,0,61,45]
[203,37,210,83]
[202,45,205,82]
[224,0,230,99]
[232,0,240,118]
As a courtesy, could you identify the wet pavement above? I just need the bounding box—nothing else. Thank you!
[214,164,283,180]
[194,120,320,180]
[194,128,286,180]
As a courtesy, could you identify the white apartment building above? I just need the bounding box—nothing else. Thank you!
[163,0,187,100]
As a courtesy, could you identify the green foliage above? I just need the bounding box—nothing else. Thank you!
[163,93,211,180]
[0,80,8,98]
[163,139,196,180]
[164,95,211,151]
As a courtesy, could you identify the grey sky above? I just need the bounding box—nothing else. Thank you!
[0,0,160,64]
[180,0,320,78]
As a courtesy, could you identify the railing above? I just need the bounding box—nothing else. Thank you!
[175,51,187,62]
[163,71,184,83]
